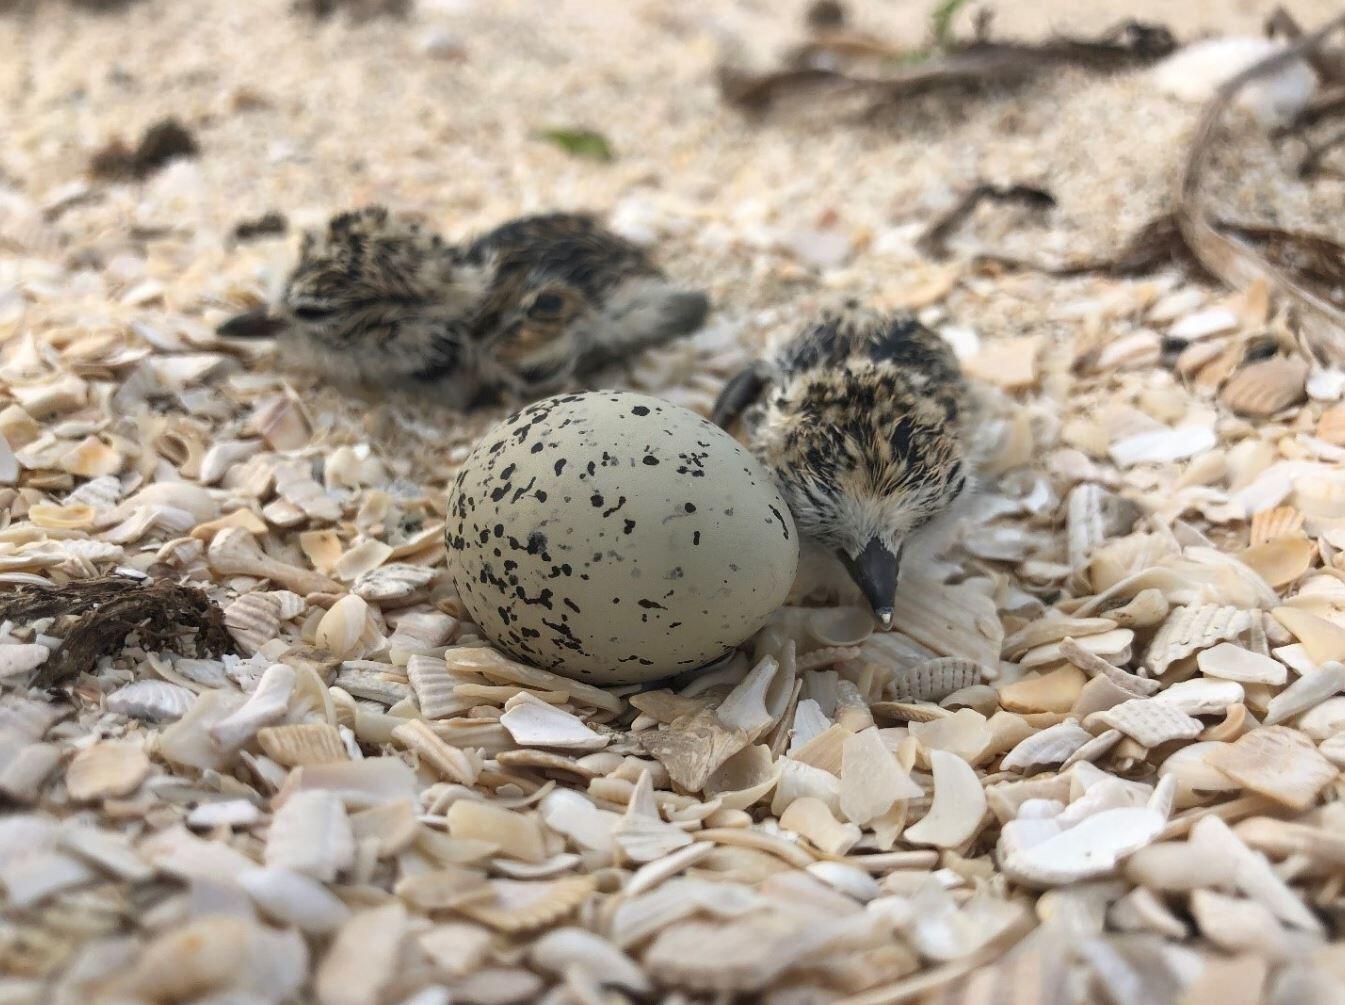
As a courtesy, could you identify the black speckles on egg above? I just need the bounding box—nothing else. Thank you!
[443,390,798,685]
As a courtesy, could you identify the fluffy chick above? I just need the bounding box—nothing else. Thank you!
[219,207,708,409]
[712,309,975,626]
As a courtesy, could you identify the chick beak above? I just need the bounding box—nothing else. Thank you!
[840,538,900,629]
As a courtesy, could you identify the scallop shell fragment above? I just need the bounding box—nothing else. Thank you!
[891,657,983,702]
[456,876,596,933]
[1145,605,1254,674]
[1250,506,1306,546]
[1205,725,1337,811]
[1001,720,1094,773]
[1091,699,1203,747]
[257,723,349,766]
[352,563,436,604]
[65,741,150,801]
[1219,356,1308,417]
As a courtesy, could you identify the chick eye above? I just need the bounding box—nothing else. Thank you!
[528,291,567,320]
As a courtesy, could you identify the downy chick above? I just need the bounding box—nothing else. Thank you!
[712,309,975,626]
[218,206,708,409]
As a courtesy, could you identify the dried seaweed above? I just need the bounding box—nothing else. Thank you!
[0,576,233,688]
[917,184,1057,260]
[90,118,199,181]
[232,211,288,243]
[721,19,1176,114]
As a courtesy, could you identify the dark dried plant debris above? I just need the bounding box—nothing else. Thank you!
[917,183,1057,259]
[90,117,199,181]
[0,575,233,688]
[293,0,412,20]
[232,211,289,242]
[722,18,1177,113]
[804,0,846,32]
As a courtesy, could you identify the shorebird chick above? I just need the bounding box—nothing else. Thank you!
[712,309,975,626]
[218,207,708,409]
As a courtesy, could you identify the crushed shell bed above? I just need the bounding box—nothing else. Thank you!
[5,1,1345,1004]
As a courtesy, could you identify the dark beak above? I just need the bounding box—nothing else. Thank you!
[840,538,900,629]
[217,308,286,339]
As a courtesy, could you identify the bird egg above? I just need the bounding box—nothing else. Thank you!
[446,391,799,684]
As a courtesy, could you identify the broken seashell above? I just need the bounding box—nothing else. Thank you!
[265,789,355,881]
[779,796,860,855]
[1109,425,1216,467]
[1263,663,1345,725]
[1001,720,1094,773]
[315,594,373,659]
[66,741,150,801]
[636,708,750,791]
[208,527,341,593]
[313,903,405,1005]
[1250,505,1306,546]
[1092,699,1203,747]
[1197,642,1287,685]
[455,876,596,933]
[1146,605,1254,674]
[1219,356,1308,418]
[1206,725,1337,811]
[891,657,982,702]
[500,696,606,751]
[446,646,623,713]
[716,655,791,740]
[839,726,921,825]
[531,927,650,993]
[904,749,985,849]
[1003,616,1118,660]
[998,666,1086,714]
[257,723,348,766]
[447,799,546,863]
[1001,804,1166,887]
[223,592,284,655]
[239,866,351,934]
[1018,629,1133,671]
[1236,537,1315,589]
[614,770,694,862]
[353,563,436,604]
[209,663,295,750]
[0,643,51,679]
[1273,607,1345,664]
[1152,678,1244,717]
[106,679,195,721]
[393,719,483,785]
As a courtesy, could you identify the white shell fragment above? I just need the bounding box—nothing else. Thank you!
[903,750,985,849]
[499,696,607,750]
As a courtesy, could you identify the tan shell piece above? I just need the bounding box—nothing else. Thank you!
[1205,725,1338,811]
[1000,721,1094,773]
[1102,588,1171,629]
[223,593,283,655]
[1197,642,1287,685]
[779,796,861,855]
[998,667,1086,714]
[1317,403,1345,446]
[65,741,150,801]
[256,723,348,766]
[903,749,985,849]
[1002,617,1118,661]
[1235,538,1315,589]
[447,800,546,863]
[1145,605,1255,674]
[637,709,750,791]
[1272,607,1345,664]
[1249,506,1306,546]
[1263,663,1345,726]
[839,726,921,824]
[208,527,341,594]
[1018,629,1133,671]
[1218,356,1308,418]
[1059,637,1161,696]
[406,655,471,720]
[265,789,355,882]
[392,719,483,786]
[1091,700,1203,747]
[456,876,597,933]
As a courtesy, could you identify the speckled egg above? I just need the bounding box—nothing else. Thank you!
[446,391,799,684]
